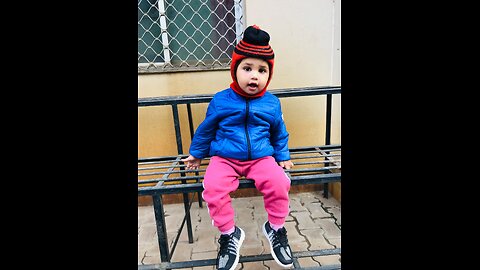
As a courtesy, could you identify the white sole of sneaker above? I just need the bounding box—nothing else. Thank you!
[262,222,293,268]
[229,227,245,270]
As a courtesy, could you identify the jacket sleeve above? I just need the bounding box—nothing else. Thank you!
[270,100,290,162]
[189,98,219,159]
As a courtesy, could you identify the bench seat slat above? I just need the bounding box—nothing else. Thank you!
[138,173,341,195]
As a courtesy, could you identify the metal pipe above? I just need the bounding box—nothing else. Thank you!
[187,103,203,208]
[171,104,194,243]
[323,94,333,198]
[152,195,170,262]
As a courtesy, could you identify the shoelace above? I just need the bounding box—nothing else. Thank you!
[218,234,234,255]
[273,227,289,248]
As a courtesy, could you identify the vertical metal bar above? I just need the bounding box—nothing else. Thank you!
[323,94,333,198]
[169,193,196,259]
[292,257,301,268]
[325,94,332,146]
[153,194,170,262]
[158,0,171,63]
[234,0,245,43]
[186,103,195,141]
[187,103,203,208]
[172,103,184,155]
[171,104,194,243]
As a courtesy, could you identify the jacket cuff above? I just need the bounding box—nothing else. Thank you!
[189,150,206,160]
[273,151,290,162]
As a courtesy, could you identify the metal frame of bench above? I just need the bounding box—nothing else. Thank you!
[138,86,341,269]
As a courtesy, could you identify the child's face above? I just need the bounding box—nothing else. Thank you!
[235,57,270,96]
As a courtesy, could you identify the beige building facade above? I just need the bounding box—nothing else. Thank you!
[138,0,341,200]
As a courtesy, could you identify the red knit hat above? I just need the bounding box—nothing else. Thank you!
[230,25,275,98]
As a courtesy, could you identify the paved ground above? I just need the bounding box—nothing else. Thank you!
[138,191,341,269]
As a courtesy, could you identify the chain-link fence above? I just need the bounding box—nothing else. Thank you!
[138,0,245,73]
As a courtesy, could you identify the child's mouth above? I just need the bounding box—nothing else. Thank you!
[247,83,258,90]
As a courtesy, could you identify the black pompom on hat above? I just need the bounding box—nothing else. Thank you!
[233,25,274,60]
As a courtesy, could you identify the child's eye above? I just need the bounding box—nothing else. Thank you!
[243,67,251,71]
[259,69,267,73]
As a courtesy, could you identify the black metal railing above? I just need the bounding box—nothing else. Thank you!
[138,86,341,268]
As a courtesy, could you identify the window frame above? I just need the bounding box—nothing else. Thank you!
[138,0,245,74]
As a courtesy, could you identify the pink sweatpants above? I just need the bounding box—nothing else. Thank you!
[202,155,291,232]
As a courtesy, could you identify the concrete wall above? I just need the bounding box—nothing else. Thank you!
[138,0,341,199]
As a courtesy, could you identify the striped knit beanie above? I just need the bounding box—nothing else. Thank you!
[230,25,275,98]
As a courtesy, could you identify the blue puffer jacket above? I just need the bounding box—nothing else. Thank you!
[189,88,290,161]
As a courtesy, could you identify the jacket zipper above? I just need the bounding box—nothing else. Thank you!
[245,99,252,160]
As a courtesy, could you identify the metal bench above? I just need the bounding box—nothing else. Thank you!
[138,86,341,269]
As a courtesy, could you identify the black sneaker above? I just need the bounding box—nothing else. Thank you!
[216,226,245,270]
[262,221,293,268]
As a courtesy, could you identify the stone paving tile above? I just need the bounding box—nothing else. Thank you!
[165,211,185,234]
[254,215,269,230]
[283,221,306,244]
[138,206,155,226]
[289,241,309,252]
[298,192,320,205]
[242,230,263,246]
[235,206,254,217]
[170,242,193,262]
[232,197,254,209]
[190,251,218,270]
[285,214,294,222]
[297,257,320,267]
[192,228,217,253]
[305,202,331,219]
[241,261,269,270]
[139,243,161,264]
[329,238,341,248]
[288,196,307,212]
[241,244,264,256]
[252,212,268,225]
[138,192,341,269]
[314,255,341,266]
[165,203,186,212]
[138,223,157,244]
[319,195,341,208]
[290,211,318,230]
[263,260,294,269]
[192,266,215,270]
[174,222,198,241]
[328,206,341,227]
[300,229,335,250]
[313,218,341,240]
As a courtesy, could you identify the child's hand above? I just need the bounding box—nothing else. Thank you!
[278,160,294,170]
[181,155,201,170]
